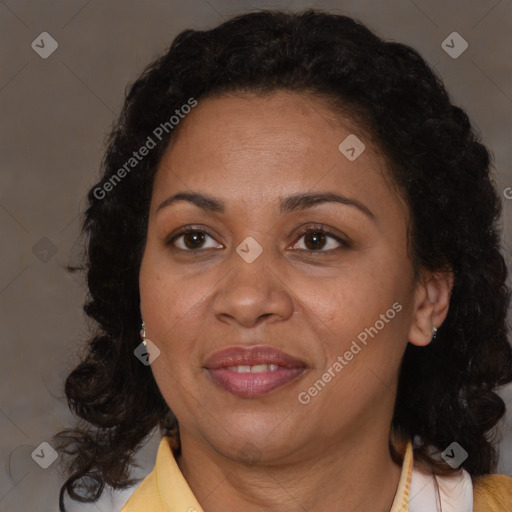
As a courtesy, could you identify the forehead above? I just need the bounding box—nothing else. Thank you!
[164,90,362,161]
[152,90,406,223]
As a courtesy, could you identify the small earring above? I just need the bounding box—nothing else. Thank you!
[140,321,147,346]
[432,326,438,340]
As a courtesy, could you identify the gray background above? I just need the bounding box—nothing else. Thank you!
[1,1,511,511]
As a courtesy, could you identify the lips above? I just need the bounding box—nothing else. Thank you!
[204,345,307,398]
[204,345,306,369]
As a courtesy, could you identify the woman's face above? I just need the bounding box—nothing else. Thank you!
[139,90,430,463]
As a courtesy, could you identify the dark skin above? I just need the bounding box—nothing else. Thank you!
[139,90,453,511]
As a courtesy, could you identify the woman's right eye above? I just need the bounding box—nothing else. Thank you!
[165,228,223,252]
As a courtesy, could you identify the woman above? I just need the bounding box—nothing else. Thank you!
[56,9,512,511]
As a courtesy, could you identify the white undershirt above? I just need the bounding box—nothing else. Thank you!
[409,459,473,511]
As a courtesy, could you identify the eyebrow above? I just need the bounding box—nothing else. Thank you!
[156,191,375,219]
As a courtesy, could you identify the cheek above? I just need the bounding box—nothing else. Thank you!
[139,260,204,409]
[300,262,404,346]
[139,247,209,344]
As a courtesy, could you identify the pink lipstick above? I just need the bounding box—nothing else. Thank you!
[204,345,307,398]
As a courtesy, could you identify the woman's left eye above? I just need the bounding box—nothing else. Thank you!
[290,226,349,255]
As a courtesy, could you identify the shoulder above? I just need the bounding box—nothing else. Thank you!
[473,473,512,512]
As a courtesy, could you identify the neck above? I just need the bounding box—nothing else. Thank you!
[176,428,404,512]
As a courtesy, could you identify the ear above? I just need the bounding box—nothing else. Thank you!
[408,270,454,347]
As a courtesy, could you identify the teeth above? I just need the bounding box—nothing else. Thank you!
[227,364,279,373]
[251,364,271,373]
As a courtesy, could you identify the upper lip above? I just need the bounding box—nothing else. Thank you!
[204,345,307,369]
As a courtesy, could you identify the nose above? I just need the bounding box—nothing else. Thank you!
[211,250,294,328]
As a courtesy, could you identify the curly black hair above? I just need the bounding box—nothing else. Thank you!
[54,8,512,509]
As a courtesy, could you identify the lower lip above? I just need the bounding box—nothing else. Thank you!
[206,367,306,397]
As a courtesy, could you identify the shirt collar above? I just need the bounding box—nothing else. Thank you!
[155,435,203,511]
[390,439,414,512]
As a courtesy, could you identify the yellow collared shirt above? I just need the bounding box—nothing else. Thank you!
[120,436,512,511]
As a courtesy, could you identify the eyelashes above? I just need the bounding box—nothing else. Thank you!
[164,223,351,256]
